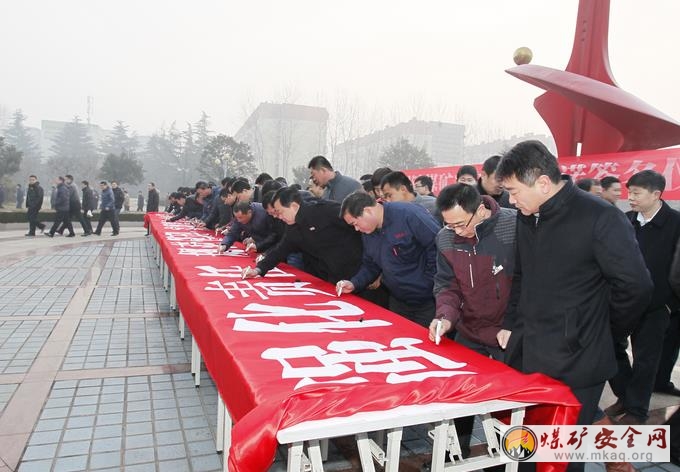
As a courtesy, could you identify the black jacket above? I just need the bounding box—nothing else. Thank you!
[112,187,125,210]
[626,201,680,313]
[82,186,96,212]
[257,199,363,283]
[26,182,44,211]
[503,177,652,389]
[168,196,203,222]
[67,182,81,214]
[147,188,160,212]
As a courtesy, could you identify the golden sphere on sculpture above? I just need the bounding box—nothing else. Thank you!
[513,47,533,65]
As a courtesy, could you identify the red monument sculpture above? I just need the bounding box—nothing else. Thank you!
[506,0,680,157]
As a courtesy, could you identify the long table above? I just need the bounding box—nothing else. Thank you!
[144,213,580,472]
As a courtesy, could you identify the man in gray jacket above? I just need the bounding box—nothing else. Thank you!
[308,155,361,203]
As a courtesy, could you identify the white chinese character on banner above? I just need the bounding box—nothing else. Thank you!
[195,265,295,278]
[622,159,657,176]
[262,337,476,389]
[173,241,219,250]
[227,301,391,333]
[560,163,588,179]
[166,231,215,242]
[588,162,620,180]
[177,248,223,256]
[206,280,334,300]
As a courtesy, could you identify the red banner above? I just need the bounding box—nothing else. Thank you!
[146,214,580,472]
[403,148,680,198]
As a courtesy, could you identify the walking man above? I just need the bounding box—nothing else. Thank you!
[93,181,120,236]
[47,176,75,237]
[25,175,45,236]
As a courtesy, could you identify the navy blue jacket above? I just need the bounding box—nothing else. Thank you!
[350,202,440,305]
[54,182,70,212]
[220,203,276,251]
[201,186,221,222]
[100,186,115,211]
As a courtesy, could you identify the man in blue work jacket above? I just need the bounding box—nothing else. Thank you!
[337,191,441,327]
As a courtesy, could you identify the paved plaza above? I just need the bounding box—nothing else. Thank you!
[0,226,678,472]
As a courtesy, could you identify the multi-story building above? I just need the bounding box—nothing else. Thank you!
[234,103,328,180]
[463,133,556,164]
[333,118,465,176]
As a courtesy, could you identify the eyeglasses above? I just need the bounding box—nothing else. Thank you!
[444,209,476,231]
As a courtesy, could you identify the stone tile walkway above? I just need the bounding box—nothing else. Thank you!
[0,228,676,472]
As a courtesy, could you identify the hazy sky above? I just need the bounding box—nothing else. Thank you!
[2,0,680,144]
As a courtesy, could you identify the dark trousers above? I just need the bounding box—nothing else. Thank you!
[610,306,670,418]
[453,333,506,459]
[49,210,73,236]
[388,296,435,328]
[26,208,45,235]
[655,310,680,390]
[61,209,90,234]
[94,209,119,234]
[81,211,93,234]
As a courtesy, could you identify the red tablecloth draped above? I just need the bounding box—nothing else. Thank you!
[146,213,580,472]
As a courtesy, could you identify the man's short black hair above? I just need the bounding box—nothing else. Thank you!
[496,140,562,186]
[195,180,209,190]
[340,191,376,218]
[273,187,302,208]
[261,180,284,196]
[100,180,108,185]
[261,190,277,209]
[29,174,37,179]
[58,176,65,183]
[482,155,502,176]
[437,183,482,214]
[456,165,478,180]
[575,178,600,192]
[601,176,621,190]
[231,179,251,194]
[359,174,373,182]
[65,174,74,180]
[626,170,666,193]
[414,175,433,191]
[232,201,253,215]
[219,187,231,198]
[149,182,156,187]
[371,167,392,189]
[81,180,89,186]
[307,155,333,171]
[274,176,288,186]
[254,173,273,185]
[380,171,414,193]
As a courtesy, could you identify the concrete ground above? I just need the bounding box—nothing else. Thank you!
[0,224,677,472]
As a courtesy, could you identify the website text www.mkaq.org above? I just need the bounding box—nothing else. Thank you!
[552,451,654,463]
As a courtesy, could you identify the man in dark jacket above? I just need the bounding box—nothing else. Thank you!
[93,181,119,236]
[80,180,96,236]
[243,187,363,284]
[337,192,441,327]
[146,182,160,212]
[25,175,45,236]
[496,141,652,438]
[58,174,87,235]
[477,155,514,209]
[47,176,75,237]
[111,181,124,215]
[218,202,276,254]
[308,155,361,203]
[606,170,680,424]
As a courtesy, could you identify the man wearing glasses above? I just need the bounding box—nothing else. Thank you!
[428,182,517,461]
[337,192,440,327]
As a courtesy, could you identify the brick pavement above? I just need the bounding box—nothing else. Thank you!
[0,228,676,472]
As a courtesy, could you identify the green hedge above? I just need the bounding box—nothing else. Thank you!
[0,210,146,224]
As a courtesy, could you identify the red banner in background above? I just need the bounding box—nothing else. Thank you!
[403,148,680,199]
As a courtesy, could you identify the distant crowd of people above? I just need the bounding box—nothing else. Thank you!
[21,177,160,237]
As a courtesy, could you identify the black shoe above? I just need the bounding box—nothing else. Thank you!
[93,232,101,236]
[604,400,625,417]
[615,412,647,425]
[57,231,63,236]
[81,233,91,237]
[25,233,35,237]
[654,382,680,396]
[45,233,54,238]
[111,232,119,236]
[39,227,45,234]
[65,234,76,238]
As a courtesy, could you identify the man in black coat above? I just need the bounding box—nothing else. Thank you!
[80,180,96,236]
[146,182,160,212]
[243,187,363,284]
[47,176,75,237]
[606,170,680,424]
[111,181,124,215]
[58,174,87,235]
[495,141,652,443]
[25,175,45,236]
